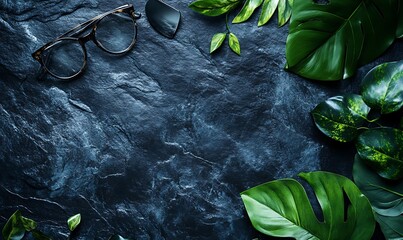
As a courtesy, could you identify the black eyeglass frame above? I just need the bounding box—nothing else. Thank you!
[32,4,141,80]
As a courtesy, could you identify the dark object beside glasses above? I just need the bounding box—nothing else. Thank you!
[145,0,181,39]
[32,4,141,80]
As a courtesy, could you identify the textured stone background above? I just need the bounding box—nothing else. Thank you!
[0,0,401,239]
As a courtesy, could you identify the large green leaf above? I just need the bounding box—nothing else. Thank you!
[286,0,401,80]
[189,0,242,16]
[241,171,375,239]
[361,61,403,114]
[311,94,370,142]
[233,0,263,23]
[353,155,403,239]
[2,210,26,240]
[356,127,403,180]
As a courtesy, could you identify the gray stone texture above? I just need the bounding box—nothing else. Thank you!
[0,0,402,239]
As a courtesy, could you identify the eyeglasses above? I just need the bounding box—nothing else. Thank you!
[32,4,141,80]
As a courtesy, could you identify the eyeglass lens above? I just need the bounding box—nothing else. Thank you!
[95,12,137,53]
[42,39,86,79]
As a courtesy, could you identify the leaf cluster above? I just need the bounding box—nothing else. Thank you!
[312,61,403,180]
[189,0,292,55]
[1,211,130,240]
[311,61,403,239]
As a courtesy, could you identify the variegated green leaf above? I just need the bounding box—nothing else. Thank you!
[233,0,264,23]
[228,33,241,55]
[21,216,37,232]
[189,0,242,16]
[1,210,25,240]
[67,213,81,232]
[312,94,370,142]
[361,61,403,114]
[258,0,279,26]
[277,0,293,27]
[210,32,227,53]
[356,127,403,180]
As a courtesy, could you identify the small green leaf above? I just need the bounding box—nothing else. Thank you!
[311,94,370,142]
[21,216,37,231]
[277,0,293,27]
[258,0,279,26]
[32,230,53,240]
[361,61,403,114]
[210,33,227,53]
[189,0,242,16]
[2,210,25,240]
[109,234,130,240]
[228,33,241,55]
[241,171,375,239]
[356,127,403,180]
[67,213,81,232]
[232,0,264,23]
[353,155,403,239]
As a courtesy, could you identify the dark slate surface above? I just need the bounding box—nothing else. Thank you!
[0,0,402,239]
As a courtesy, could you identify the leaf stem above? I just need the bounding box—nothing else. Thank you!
[357,127,370,130]
[225,13,230,33]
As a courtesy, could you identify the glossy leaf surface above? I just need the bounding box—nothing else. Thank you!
[67,214,81,232]
[361,61,403,114]
[233,0,263,23]
[258,0,279,26]
[189,0,242,16]
[277,0,292,27]
[241,171,375,239]
[2,210,26,240]
[286,0,400,80]
[229,33,240,55]
[312,94,370,142]
[356,128,403,180]
[210,33,226,53]
[353,155,403,239]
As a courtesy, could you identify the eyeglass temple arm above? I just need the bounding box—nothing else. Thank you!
[58,4,136,39]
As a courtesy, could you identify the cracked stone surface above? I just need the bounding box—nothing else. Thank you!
[0,0,402,239]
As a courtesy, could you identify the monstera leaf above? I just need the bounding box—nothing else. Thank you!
[356,127,403,180]
[311,94,370,142]
[286,0,401,80]
[361,61,403,114]
[353,155,403,240]
[241,171,375,239]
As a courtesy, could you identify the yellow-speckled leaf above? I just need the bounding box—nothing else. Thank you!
[312,94,370,142]
[356,128,403,180]
[361,61,403,114]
